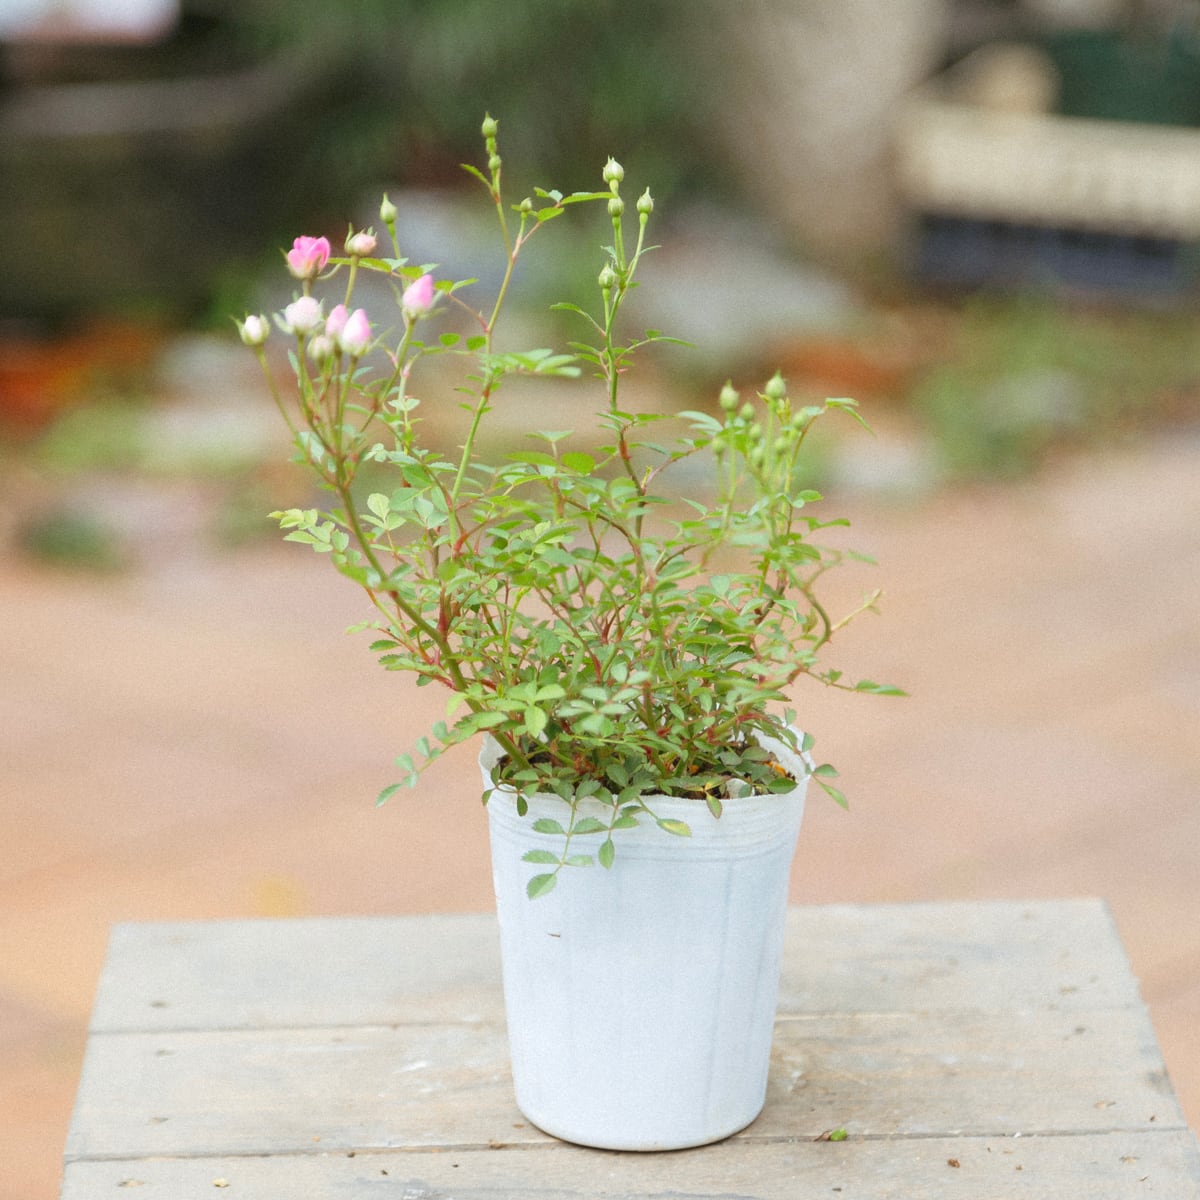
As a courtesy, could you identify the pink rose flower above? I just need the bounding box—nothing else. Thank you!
[401,273,436,321]
[286,235,331,280]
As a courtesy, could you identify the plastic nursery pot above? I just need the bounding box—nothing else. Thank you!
[481,727,808,1152]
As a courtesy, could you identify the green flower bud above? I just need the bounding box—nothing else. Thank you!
[603,157,624,186]
[488,154,502,172]
[738,403,755,423]
[379,194,397,224]
[637,188,654,216]
[598,265,618,291]
[519,197,534,213]
[719,382,739,411]
[608,196,625,218]
[481,114,499,139]
[764,371,787,402]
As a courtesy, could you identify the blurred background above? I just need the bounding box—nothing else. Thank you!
[2,1,1199,1196]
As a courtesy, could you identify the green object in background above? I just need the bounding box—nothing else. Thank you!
[17,508,125,571]
[1045,27,1200,127]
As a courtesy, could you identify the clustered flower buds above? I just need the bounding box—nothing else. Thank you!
[482,114,500,178]
[286,235,331,281]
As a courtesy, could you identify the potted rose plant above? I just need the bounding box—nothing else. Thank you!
[241,116,899,1151]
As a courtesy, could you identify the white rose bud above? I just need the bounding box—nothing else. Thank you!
[238,314,269,346]
[282,296,323,336]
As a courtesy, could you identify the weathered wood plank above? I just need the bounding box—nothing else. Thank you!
[60,1131,1200,1200]
[64,1005,1183,1163]
[88,913,505,1032]
[776,898,1142,1013]
[88,900,1138,1035]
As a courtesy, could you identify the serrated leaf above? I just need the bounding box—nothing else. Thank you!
[524,705,548,738]
[570,817,605,835]
[527,873,558,900]
[522,849,560,865]
[561,451,596,474]
[532,818,566,836]
[563,854,593,867]
[656,818,692,838]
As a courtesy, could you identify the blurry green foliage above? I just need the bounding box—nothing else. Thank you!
[911,296,1200,478]
[234,0,729,206]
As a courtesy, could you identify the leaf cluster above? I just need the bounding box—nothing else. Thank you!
[249,120,901,879]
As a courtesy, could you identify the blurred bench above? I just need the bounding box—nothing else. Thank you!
[60,900,1200,1198]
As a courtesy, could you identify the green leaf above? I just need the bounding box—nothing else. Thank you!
[853,680,908,696]
[817,779,849,809]
[656,818,692,838]
[598,838,615,869]
[563,854,594,867]
[375,782,407,806]
[468,711,508,729]
[570,817,606,835]
[561,451,596,474]
[527,873,558,900]
[522,849,560,865]
[532,818,566,836]
[524,705,548,738]
[829,1128,848,1142]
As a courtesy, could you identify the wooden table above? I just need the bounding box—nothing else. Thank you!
[61,899,1200,1198]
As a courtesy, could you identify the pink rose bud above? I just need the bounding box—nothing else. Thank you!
[345,229,377,257]
[325,303,349,342]
[286,235,331,280]
[401,273,436,321]
[340,308,372,356]
[238,314,269,346]
[282,296,323,335]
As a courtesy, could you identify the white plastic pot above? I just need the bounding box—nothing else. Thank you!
[482,728,807,1151]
